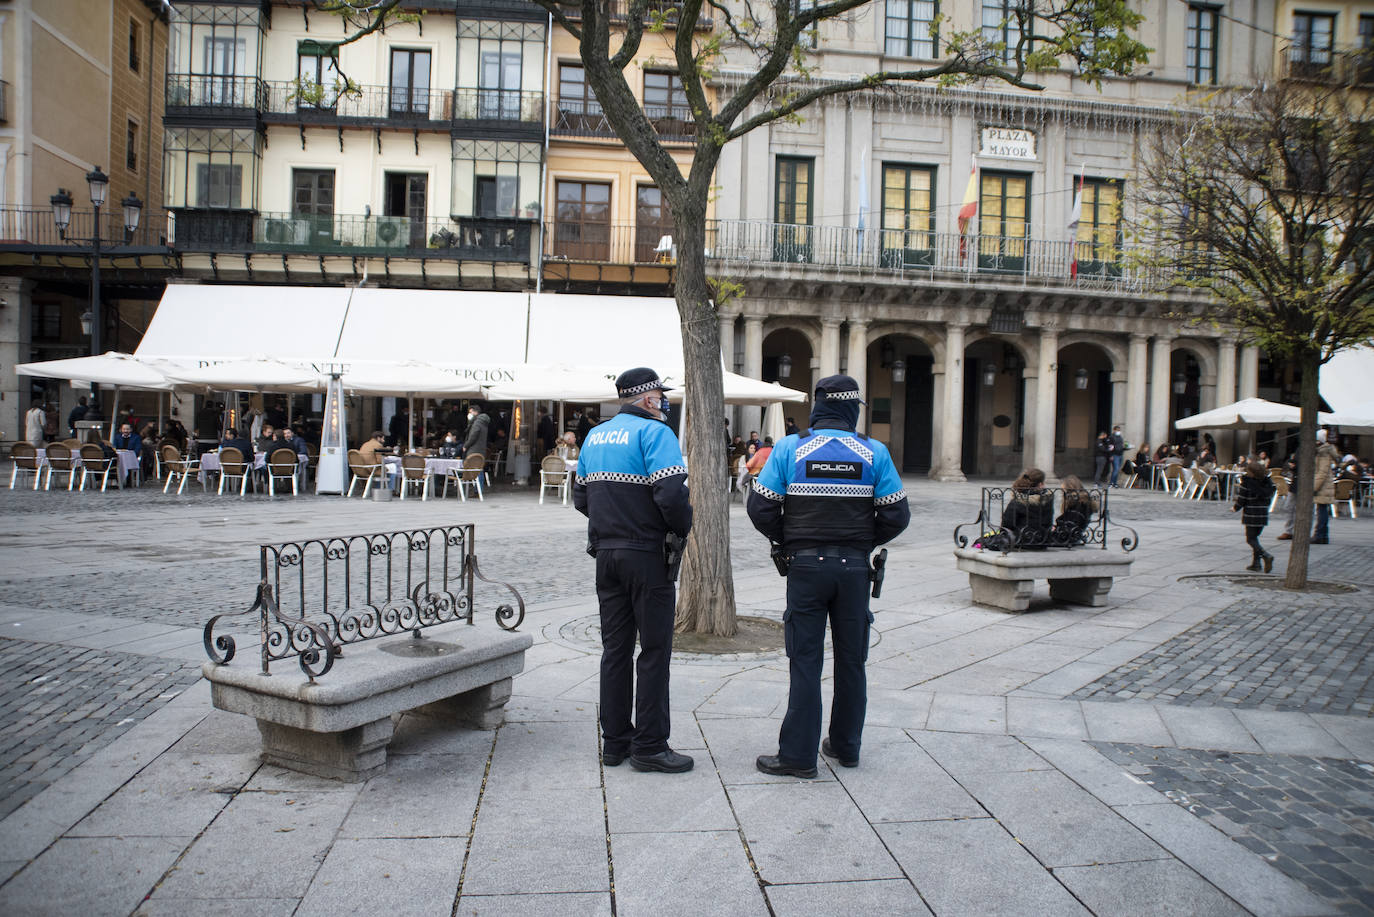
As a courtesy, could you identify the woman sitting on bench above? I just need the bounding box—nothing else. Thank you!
[1052,474,1099,546]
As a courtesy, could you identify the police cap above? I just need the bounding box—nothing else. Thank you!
[814,374,865,404]
[615,367,674,399]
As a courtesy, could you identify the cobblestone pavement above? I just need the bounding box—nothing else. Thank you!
[1093,743,1374,917]
[0,638,201,819]
[1070,551,1374,714]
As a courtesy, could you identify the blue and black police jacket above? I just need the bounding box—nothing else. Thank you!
[573,405,692,552]
[746,426,910,552]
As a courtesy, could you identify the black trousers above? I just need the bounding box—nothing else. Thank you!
[1245,525,1270,564]
[778,548,872,767]
[596,548,674,757]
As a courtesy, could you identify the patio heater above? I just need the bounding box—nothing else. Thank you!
[316,372,349,494]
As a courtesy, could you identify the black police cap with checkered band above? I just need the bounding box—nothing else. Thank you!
[814,374,865,404]
[615,367,674,399]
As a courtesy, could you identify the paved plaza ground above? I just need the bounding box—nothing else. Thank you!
[0,474,1370,916]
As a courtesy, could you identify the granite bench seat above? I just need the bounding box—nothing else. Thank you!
[953,547,1134,613]
[203,621,532,780]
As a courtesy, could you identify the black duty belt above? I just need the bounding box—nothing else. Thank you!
[790,545,869,560]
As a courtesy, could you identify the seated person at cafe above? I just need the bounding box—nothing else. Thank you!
[556,430,579,462]
[255,425,278,455]
[359,430,386,464]
[111,422,143,485]
[438,431,461,458]
[286,425,309,456]
[219,427,253,459]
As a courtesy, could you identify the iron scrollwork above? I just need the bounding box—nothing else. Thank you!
[953,486,1139,554]
[203,523,524,678]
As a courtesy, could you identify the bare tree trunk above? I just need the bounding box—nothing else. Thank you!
[1283,348,1321,589]
[672,213,738,636]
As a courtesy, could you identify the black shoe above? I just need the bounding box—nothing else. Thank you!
[755,755,817,778]
[1311,538,1329,545]
[602,750,626,767]
[1263,555,1274,573]
[629,749,694,773]
[1246,563,1262,571]
[821,738,859,768]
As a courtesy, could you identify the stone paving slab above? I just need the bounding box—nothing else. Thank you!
[609,830,765,917]
[1053,859,1250,917]
[764,879,932,917]
[0,835,189,917]
[295,836,466,917]
[461,786,609,896]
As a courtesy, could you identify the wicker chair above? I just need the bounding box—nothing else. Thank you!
[161,444,200,495]
[9,443,41,490]
[346,449,382,497]
[538,454,570,505]
[304,442,319,483]
[449,453,485,502]
[217,447,250,496]
[43,442,78,490]
[399,453,430,500]
[266,447,300,497]
[1332,478,1357,518]
[77,443,113,492]
[1161,463,1186,496]
[1268,475,1290,513]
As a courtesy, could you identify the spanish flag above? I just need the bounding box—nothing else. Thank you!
[957,157,978,262]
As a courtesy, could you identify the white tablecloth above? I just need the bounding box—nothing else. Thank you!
[200,451,306,483]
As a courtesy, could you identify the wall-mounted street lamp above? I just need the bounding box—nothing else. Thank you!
[983,363,998,387]
[1074,367,1090,390]
[891,359,906,384]
[777,354,792,380]
[1172,373,1187,395]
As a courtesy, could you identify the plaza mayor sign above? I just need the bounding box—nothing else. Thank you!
[979,126,1037,161]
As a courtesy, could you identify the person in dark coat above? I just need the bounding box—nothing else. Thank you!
[1052,474,1098,545]
[1000,468,1055,548]
[462,404,490,458]
[1092,431,1113,485]
[1233,461,1276,572]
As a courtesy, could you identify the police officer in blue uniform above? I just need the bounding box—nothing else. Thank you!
[747,374,910,777]
[574,367,694,773]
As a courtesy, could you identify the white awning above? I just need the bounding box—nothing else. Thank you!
[163,357,326,393]
[334,288,529,365]
[1320,346,1374,415]
[526,293,684,369]
[136,284,351,363]
[16,352,178,390]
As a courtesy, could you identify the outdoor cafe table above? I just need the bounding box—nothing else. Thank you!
[35,447,138,490]
[382,455,465,492]
[199,450,307,487]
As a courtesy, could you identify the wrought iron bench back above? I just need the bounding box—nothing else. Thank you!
[205,523,524,680]
[955,486,1138,553]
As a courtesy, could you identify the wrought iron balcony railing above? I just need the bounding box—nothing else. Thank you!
[0,207,167,249]
[543,219,678,265]
[552,99,697,141]
[169,208,534,263]
[1279,41,1374,85]
[559,0,714,30]
[166,73,267,114]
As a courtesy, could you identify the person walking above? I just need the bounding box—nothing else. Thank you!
[1092,431,1112,485]
[574,367,693,774]
[1233,462,1276,572]
[1108,425,1126,487]
[1311,431,1341,544]
[746,375,910,778]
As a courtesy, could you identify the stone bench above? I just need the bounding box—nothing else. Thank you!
[954,547,1134,613]
[203,622,531,780]
[201,523,528,780]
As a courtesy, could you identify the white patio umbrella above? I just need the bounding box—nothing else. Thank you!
[762,402,787,443]
[342,362,489,452]
[483,365,619,402]
[1174,397,1336,431]
[1324,403,1374,435]
[16,352,176,390]
[163,357,326,393]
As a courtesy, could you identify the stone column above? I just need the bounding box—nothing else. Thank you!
[936,323,967,482]
[1215,338,1237,461]
[719,313,738,435]
[1020,363,1038,470]
[1110,371,1128,430]
[1148,336,1174,448]
[1237,342,1261,456]
[819,318,842,378]
[1127,333,1148,449]
[1034,328,1059,476]
[846,320,868,430]
[741,313,765,440]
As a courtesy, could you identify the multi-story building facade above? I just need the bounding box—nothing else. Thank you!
[3,0,1369,467]
[0,0,170,441]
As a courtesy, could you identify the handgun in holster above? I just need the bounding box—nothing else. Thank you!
[770,543,791,577]
[664,532,686,582]
[869,548,888,599]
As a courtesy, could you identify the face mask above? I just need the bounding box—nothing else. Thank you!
[659,396,671,413]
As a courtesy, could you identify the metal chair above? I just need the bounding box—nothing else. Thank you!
[399,453,430,500]
[9,443,41,490]
[266,447,300,497]
[1269,475,1290,513]
[346,449,382,497]
[451,453,485,502]
[217,447,250,496]
[1332,478,1357,518]
[1162,463,1186,496]
[77,444,113,492]
[161,444,200,494]
[43,442,78,490]
[538,454,570,505]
